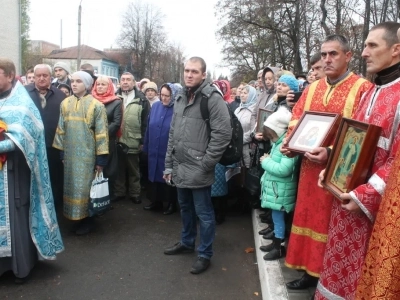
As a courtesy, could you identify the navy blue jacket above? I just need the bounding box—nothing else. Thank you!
[25,84,66,147]
[143,101,173,183]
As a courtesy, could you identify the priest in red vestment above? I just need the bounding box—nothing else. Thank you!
[315,21,400,300]
[282,35,372,291]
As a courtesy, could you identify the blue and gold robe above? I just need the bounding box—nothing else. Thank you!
[53,94,108,220]
[0,81,64,260]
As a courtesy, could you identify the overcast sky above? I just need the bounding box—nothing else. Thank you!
[29,0,228,76]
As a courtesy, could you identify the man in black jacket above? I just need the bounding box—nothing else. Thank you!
[26,64,66,207]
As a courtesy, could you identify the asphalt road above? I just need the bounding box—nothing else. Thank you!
[0,196,261,300]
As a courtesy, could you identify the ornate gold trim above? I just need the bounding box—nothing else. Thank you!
[291,225,328,242]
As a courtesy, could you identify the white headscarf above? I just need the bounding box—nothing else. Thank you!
[73,71,93,90]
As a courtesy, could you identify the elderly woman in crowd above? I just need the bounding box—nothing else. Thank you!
[235,85,258,169]
[91,75,122,182]
[58,83,72,97]
[143,83,181,215]
[213,80,232,104]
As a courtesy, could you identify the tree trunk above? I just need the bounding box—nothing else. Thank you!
[320,0,330,36]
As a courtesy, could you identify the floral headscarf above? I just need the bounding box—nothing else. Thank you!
[213,80,231,102]
[160,83,182,107]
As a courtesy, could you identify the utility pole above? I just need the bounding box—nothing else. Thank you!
[77,0,82,69]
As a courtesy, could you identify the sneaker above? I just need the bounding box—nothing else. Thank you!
[190,257,210,274]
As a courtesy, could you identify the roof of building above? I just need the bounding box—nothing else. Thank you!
[47,44,116,62]
[30,40,60,48]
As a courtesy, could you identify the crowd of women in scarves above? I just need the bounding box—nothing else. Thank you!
[3,20,400,300]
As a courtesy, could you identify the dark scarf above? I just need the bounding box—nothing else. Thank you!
[0,88,12,100]
[185,80,204,99]
[0,80,16,99]
[374,62,400,85]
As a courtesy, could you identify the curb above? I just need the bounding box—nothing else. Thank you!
[253,209,289,300]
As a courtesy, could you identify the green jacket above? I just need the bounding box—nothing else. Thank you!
[119,97,150,154]
[260,133,299,212]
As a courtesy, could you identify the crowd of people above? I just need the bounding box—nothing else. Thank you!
[1,20,400,300]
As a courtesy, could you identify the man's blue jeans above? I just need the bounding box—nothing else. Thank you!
[177,186,215,259]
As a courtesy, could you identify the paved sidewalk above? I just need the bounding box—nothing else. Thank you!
[253,209,315,300]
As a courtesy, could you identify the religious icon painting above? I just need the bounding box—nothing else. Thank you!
[256,108,273,133]
[286,111,342,154]
[322,118,381,201]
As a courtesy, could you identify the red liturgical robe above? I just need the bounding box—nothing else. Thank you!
[316,74,400,299]
[285,73,371,278]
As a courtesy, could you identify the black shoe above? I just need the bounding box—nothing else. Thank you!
[263,248,281,260]
[70,221,81,233]
[262,231,274,240]
[164,242,194,255]
[286,273,319,290]
[260,215,273,223]
[260,243,274,252]
[263,237,284,261]
[259,211,270,218]
[75,218,94,235]
[258,227,273,236]
[190,257,210,274]
[144,202,163,211]
[111,195,125,202]
[131,196,142,204]
[163,203,176,215]
[14,275,29,284]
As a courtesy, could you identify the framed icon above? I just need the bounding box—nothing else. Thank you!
[256,108,274,133]
[322,118,381,200]
[286,111,342,154]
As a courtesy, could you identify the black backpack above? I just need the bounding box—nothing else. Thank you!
[200,93,244,166]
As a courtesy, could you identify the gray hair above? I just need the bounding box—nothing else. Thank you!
[34,64,52,74]
[121,72,135,81]
[323,35,351,52]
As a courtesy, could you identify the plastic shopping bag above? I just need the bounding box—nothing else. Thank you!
[88,172,111,217]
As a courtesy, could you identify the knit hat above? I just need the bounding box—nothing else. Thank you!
[144,81,158,93]
[278,74,299,92]
[264,106,292,137]
[139,78,150,89]
[53,62,71,74]
[72,71,93,90]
